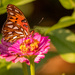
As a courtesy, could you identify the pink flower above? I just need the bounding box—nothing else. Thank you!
[0,33,50,65]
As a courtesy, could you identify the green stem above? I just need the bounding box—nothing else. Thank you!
[22,62,28,75]
[30,59,35,75]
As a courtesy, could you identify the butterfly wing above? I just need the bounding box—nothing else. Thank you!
[2,4,30,43]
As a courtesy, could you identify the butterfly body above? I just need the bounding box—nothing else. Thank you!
[2,4,33,43]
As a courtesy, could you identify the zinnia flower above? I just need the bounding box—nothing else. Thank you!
[0,33,50,65]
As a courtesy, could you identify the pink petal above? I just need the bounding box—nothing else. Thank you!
[33,33,41,41]
[6,56,16,62]
[34,54,45,63]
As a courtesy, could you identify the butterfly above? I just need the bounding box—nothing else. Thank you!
[2,4,34,43]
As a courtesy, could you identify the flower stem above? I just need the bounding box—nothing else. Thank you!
[30,59,35,75]
[22,62,28,75]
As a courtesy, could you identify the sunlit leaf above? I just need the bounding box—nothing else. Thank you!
[59,0,74,9]
[2,0,34,6]
[45,16,75,34]
[0,0,34,14]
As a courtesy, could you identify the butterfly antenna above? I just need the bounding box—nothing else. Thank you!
[38,17,44,25]
[34,17,44,29]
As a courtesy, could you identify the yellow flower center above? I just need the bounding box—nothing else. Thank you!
[20,39,39,54]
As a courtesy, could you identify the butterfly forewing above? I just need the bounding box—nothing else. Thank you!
[2,4,30,43]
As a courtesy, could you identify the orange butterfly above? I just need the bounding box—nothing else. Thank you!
[2,4,33,43]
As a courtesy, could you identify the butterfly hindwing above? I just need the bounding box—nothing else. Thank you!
[2,4,30,43]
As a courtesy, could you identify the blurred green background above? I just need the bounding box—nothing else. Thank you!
[0,0,75,75]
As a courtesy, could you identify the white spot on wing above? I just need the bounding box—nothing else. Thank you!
[8,25,13,28]
[21,28,23,31]
[24,30,28,35]
[15,9,19,13]
[7,22,12,24]
[8,8,12,10]
[9,12,14,15]
[3,38,5,40]
[15,31,23,34]
[8,35,13,37]
[20,35,24,37]
[3,30,7,32]
[8,5,11,7]
[13,36,17,39]
[13,26,18,29]
[8,32,12,34]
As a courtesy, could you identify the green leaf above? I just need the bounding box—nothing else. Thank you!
[0,7,7,15]
[8,63,23,75]
[59,0,75,9]
[45,16,75,34]
[0,59,11,75]
[0,0,34,14]
[48,28,75,63]
[0,34,2,43]
[34,26,49,34]
[2,0,34,6]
